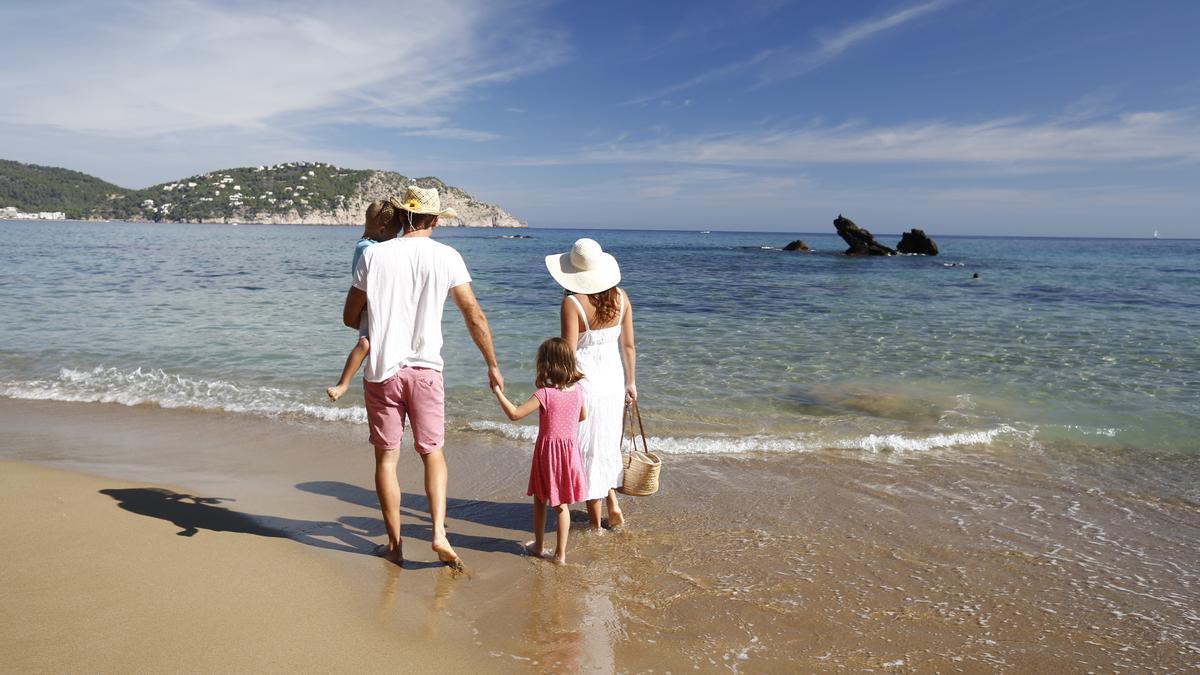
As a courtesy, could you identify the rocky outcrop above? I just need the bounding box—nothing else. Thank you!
[896,229,938,255]
[783,239,810,251]
[834,215,895,256]
[346,172,524,228]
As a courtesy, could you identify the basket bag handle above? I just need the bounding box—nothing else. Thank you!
[622,400,649,456]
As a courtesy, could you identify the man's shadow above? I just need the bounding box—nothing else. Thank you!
[99,488,381,556]
[297,481,547,547]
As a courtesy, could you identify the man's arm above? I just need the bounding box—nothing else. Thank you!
[450,283,503,391]
[342,286,366,328]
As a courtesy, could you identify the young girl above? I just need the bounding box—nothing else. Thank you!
[492,337,589,564]
[326,200,398,401]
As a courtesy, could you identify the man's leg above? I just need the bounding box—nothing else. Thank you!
[420,449,460,564]
[374,445,403,563]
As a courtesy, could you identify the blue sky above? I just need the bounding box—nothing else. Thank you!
[1,0,1198,235]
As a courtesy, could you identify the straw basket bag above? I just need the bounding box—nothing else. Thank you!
[617,400,661,496]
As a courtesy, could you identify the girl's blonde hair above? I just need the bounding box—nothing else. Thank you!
[536,337,584,389]
[364,200,396,238]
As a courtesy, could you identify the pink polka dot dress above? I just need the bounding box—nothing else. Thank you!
[527,386,588,507]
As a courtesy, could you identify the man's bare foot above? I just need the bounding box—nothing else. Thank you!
[432,537,461,567]
[375,542,403,564]
[608,510,625,529]
[585,526,606,535]
[326,384,348,401]
[523,540,548,558]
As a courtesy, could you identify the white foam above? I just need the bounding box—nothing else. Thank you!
[463,420,1022,455]
[5,367,1024,456]
[2,366,366,423]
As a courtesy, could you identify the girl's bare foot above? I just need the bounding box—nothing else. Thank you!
[432,537,462,568]
[552,554,567,565]
[523,541,548,558]
[326,384,348,401]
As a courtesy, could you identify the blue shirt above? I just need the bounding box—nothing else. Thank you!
[351,238,375,277]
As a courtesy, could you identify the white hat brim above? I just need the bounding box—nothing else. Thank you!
[545,251,621,294]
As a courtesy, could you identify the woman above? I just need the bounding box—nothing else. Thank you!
[545,238,636,530]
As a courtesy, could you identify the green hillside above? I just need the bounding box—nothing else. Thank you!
[0,159,524,226]
[0,160,129,218]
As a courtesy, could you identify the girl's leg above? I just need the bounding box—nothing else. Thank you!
[327,337,370,401]
[585,498,603,531]
[553,504,571,564]
[525,498,547,557]
[606,489,625,528]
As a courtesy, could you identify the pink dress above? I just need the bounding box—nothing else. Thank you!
[527,386,588,507]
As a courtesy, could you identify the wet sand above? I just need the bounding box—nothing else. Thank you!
[2,399,1197,671]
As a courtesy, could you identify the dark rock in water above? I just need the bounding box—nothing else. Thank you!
[833,214,895,256]
[896,229,939,255]
[783,239,810,252]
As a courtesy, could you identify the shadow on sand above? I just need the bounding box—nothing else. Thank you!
[100,487,375,553]
[296,480,532,554]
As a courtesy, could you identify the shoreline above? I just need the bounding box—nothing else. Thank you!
[3,398,1197,670]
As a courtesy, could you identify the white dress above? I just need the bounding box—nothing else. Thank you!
[568,291,627,501]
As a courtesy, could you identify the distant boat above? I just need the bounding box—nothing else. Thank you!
[1153,229,1159,239]
[700,230,711,234]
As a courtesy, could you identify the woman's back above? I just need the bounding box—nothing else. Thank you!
[568,291,624,352]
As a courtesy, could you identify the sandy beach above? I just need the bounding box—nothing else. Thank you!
[3,399,1197,672]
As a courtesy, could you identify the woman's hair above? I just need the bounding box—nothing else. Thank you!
[536,337,584,389]
[364,200,395,237]
[587,286,622,327]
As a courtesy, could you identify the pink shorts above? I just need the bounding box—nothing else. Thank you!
[363,367,445,453]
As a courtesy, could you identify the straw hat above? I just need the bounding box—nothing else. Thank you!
[545,238,621,294]
[390,185,458,219]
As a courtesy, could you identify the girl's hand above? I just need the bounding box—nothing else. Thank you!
[491,384,504,397]
[625,383,638,404]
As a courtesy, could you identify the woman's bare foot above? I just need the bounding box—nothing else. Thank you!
[608,510,625,529]
[551,553,567,565]
[326,384,348,401]
[523,541,548,558]
[432,537,462,568]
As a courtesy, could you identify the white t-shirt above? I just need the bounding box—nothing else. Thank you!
[352,237,472,381]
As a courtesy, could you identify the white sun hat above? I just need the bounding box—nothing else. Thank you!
[389,185,458,219]
[545,238,621,294]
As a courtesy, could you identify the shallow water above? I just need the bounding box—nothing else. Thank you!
[2,220,1197,458]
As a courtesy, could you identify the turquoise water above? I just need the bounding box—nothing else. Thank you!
[1,220,1196,455]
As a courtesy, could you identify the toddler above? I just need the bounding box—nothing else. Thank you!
[327,200,397,401]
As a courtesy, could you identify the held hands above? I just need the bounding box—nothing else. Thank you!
[488,365,504,393]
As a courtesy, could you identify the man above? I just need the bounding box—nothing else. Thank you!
[342,185,503,566]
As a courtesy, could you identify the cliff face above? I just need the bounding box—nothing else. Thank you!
[1,159,526,227]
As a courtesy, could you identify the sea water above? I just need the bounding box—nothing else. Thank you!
[1,220,1197,457]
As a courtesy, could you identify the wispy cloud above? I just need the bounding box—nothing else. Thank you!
[623,50,774,106]
[624,0,953,104]
[0,0,565,139]
[752,0,953,87]
[510,109,1200,169]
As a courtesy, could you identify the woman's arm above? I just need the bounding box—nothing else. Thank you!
[560,296,580,350]
[493,386,540,421]
[619,290,637,402]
